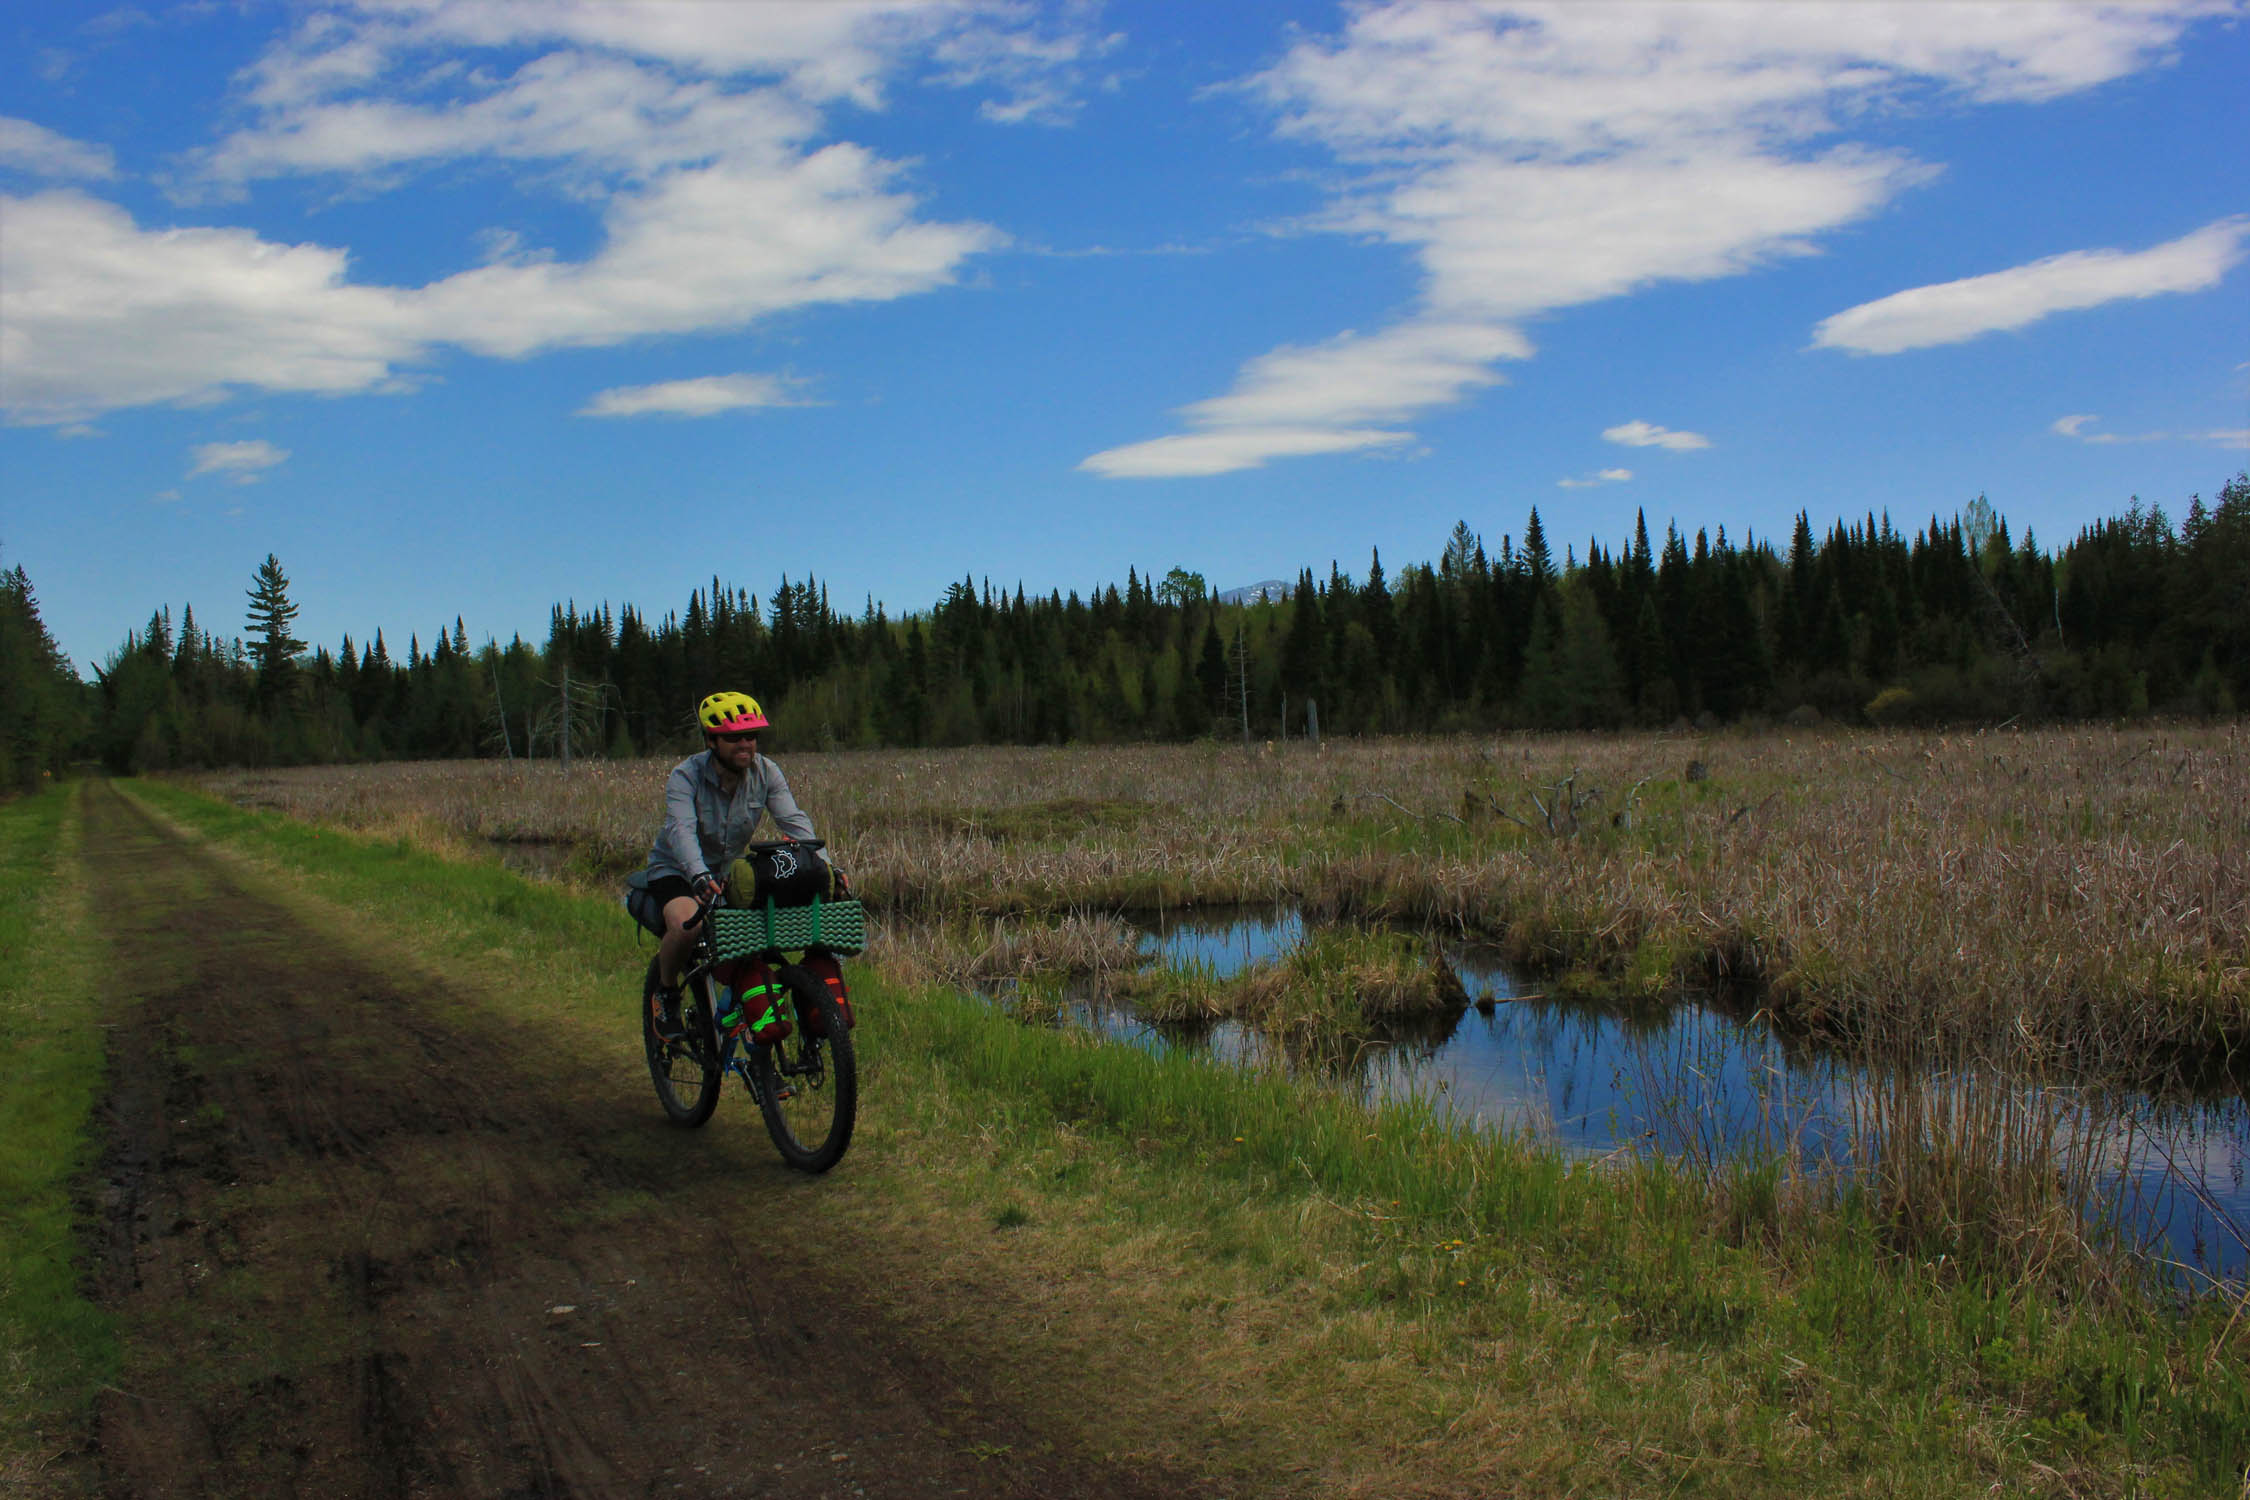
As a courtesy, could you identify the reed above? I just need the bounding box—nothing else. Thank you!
[188,722,2250,1072]
[1132,927,1466,1052]
[888,910,1145,988]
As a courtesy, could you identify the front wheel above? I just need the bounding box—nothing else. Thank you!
[644,958,721,1128]
[751,966,857,1172]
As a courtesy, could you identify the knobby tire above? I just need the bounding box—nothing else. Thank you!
[643,957,722,1128]
[751,965,857,1173]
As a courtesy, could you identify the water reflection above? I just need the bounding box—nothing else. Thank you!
[1097,906,2250,1282]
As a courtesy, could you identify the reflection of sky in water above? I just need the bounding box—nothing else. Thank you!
[1138,905,1302,972]
[1093,908,2250,1282]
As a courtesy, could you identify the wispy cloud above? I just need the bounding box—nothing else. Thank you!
[1079,425,1411,480]
[2053,413,2250,449]
[188,439,290,482]
[1814,217,2250,355]
[1084,1,2223,478]
[1084,320,1524,476]
[0,116,116,179]
[1558,467,1633,489]
[1603,420,1710,451]
[579,373,812,418]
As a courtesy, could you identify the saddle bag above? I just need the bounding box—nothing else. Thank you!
[794,952,855,1035]
[622,869,665,937]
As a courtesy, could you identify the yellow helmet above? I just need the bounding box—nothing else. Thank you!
[696,690,768,735]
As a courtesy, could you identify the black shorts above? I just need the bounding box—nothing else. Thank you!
[646,874,697,909]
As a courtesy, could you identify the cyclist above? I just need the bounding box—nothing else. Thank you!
[642,690,821,1042]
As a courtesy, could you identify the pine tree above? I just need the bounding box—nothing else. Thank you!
[244,553,306,708]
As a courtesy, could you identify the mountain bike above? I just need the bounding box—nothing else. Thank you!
[639,841,860,1173]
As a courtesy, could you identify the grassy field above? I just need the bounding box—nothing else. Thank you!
[92,772,2250,1495]
[194,723,2250,1069]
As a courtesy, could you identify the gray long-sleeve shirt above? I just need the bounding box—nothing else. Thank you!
[645,750,816,885]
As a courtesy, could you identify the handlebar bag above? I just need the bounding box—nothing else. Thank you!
[723,845,832,908]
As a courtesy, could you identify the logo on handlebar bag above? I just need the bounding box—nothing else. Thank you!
[768,847,800,881]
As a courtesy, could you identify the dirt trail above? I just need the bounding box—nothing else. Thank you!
[69,784,1195,1500]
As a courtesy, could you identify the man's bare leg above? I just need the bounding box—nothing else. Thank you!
[657,894,702,990]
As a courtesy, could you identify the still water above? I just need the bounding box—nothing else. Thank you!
[1060,905,2250,1283]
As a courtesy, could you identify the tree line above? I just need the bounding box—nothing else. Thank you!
[2,471,2242,785]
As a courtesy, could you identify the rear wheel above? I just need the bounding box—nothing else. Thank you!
[644,958,721,1128]
[751,966,857,1172]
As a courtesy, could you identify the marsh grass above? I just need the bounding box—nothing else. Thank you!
[189,723,2250,1070]
[1856,1056,2121,1289]
[1132,927,1467,1052]
[183,726,2250,1304]
[891,910,1145,988]
[122,779,2250,1494]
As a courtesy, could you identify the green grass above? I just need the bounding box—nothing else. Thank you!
[120,776,2250,1496]
[0,786,117,1481]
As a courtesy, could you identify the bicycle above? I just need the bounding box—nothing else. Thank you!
[639,840,860,1173]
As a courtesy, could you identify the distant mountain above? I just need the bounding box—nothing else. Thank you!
[1217,580,1290,605]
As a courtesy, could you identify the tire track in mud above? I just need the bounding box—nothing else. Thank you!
[72,785,1196,1500]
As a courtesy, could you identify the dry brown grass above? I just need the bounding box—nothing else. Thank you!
[188,721,2250,1069]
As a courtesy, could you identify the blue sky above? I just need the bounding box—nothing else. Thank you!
[4,1,2245,679]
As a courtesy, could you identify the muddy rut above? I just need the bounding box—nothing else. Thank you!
[72,785,1192,1500]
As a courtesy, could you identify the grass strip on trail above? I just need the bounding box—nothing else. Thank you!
[0,786,115,1488]
[124,777,2250,1498]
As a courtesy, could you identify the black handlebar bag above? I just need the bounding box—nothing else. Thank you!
[724,845,832,908]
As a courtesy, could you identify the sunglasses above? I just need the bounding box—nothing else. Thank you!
[714,730,759,743]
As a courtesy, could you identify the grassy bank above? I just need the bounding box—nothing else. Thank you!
[190,724,2250,1072]
[0,786,115,1491]
[121,777,2250,1495]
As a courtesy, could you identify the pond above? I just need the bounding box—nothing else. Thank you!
[1044,905,2250,1285]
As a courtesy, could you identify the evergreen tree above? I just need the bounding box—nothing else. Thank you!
[0,557,86,788]
[244,553,306,708]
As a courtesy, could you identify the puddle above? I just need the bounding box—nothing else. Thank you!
[1053,906,2250,1282]
[1139,904,1304,973]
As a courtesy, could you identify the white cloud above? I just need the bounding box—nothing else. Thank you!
[1087,0,2228,477]
[1079,426,1411,480]
[1814,216,2250,354]
[1,137,995,426]
[189,50,821,190]
[0,1,1070,424]
[1558,467,1633,489]
[580,373,810,418]
[1603,420,1710,451]
[188,439,290,482]
[0,117,117,179]
[1,191,412,424]
[2052,413,2250,449]
[1080,319,1521,477]
[1184,321,1528,430]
